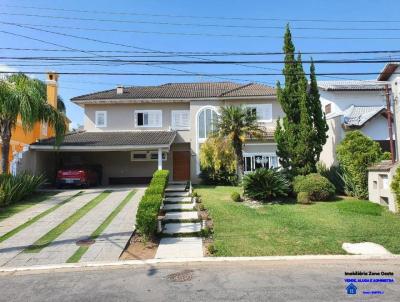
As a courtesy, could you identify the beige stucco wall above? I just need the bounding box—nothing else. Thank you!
[320,115,343,167]
[368,166,398,213]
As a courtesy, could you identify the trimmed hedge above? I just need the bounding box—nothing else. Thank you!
[293,173,335,201]
[135,170,169,237]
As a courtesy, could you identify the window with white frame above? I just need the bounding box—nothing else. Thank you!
[243,153,278,173]
[171,110,190,130]
[130,151,167,161]
[95,111,107,128]
[198,107,218,140]
[135,110,162,127]
[246,104,272,122]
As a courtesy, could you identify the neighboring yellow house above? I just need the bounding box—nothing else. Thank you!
[0,72,60,167]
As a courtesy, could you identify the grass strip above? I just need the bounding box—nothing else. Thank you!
[0,192,82,243]
[66,190,136,263]
[24,190,112,253]
[0,192,56,223]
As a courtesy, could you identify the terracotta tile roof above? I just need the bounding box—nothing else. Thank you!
[71,82,276,103]
[31,131,177,147]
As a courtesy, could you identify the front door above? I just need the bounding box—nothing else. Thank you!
[173,151,190,181]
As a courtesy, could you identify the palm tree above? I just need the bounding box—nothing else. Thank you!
[215,105,265,180]
[0,73,67,173]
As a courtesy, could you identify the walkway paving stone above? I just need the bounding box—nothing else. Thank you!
[6,188,134,266]
[0,190,80,238]
[79,186,146,262]
[0,188,104,267]
[155,237,203,259]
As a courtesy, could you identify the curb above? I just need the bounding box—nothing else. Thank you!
[1,254,399,273]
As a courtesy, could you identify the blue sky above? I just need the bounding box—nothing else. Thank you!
[0,0,398,127]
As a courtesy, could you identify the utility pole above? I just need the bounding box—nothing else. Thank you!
[385,84,395,164]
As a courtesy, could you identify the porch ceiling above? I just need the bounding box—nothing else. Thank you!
[30,130,177,151]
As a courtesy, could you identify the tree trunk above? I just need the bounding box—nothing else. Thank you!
[234,143,244,181]
[0,122,12,174]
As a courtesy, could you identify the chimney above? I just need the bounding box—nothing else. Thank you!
[46,71,58,109]
[116,85,124,94]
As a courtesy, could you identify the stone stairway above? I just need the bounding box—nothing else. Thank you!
[155,182,203,258]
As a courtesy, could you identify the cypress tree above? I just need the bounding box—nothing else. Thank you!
[275,25,328,177]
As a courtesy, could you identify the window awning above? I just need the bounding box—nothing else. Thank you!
[30,131,177,151]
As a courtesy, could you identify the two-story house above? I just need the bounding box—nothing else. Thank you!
[27,82,279,184]
[318,80,393,167]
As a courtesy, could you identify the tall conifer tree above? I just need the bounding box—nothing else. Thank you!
[275,25,328,177]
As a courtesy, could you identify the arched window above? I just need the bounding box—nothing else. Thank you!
[197,107,218,140]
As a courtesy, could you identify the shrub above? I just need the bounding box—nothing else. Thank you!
[231,192,242,202]
[135,170,169,237]
[297,192,311,204]
[391,166,400,210]
[293,173,335,201]
[336,131,383,199]
[0,173,45,206]
[199,137,238,185]
[317,162,345,194]
[243,168,290,202]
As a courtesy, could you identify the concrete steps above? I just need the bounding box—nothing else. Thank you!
[164,196,193,204]
[164,211,199,221]
[156,182,203,258]
[163,222,202,235]
[165,191,190,197]
[163,203,195,211]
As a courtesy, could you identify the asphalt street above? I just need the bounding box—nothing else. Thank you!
[0,259,399,301]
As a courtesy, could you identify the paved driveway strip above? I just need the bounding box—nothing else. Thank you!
[0,190,80,238]
[5,188,134,267]
[79,186,146,262]
[0,189,104,267]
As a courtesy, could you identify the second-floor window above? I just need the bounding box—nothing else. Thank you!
[198,107,218,140]
[171,110,190,130]
[95,111,107,128]
[246,104,272,122]
[135,110,162,128]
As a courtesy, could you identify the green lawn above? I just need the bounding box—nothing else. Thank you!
[0,192,56,223]
[195,185,400,256]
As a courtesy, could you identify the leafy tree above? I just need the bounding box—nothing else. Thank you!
[275,25,328,178]
[215,105,264,180]
[199,137,237,184]
[0,73,67,173]
[390,166,400,210]
[336,130,383,199]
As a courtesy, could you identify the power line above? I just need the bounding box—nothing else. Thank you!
[3,17,400,40]
[0,26,274,85]
[3,4,400,24]
[1,47,400,56]
[6,22,400,38]
[1,57,399,64]
[0,71,396,76]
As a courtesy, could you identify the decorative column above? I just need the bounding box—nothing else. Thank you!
[158,148,162,170]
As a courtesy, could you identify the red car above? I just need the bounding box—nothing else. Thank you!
[56,165,100,188]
